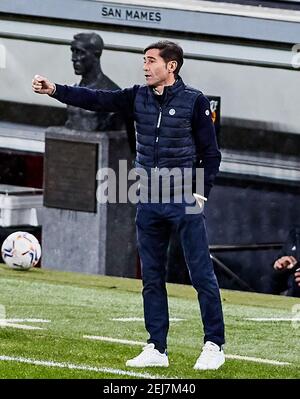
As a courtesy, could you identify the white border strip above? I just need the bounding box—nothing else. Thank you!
[0,20,294,69]
[0,137,45,153]
[246,318,300,322]
[84,335,145,346]
[0,355,164,379]
[226,354,290,366]
[0,44,5,69]
[110,317,147,322]
[0,319,50,323]
[111,317,185,322]
[0,322,45,331]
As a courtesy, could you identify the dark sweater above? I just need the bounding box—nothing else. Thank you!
[52,80,221,197]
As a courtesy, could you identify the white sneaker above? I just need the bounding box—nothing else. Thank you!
[193,341,225,370]
[126,343,169,368]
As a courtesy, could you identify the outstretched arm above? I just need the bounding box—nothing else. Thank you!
[32,74,138,114]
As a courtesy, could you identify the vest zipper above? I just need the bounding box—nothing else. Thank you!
[154,107,162,169]
[156,110,162,128]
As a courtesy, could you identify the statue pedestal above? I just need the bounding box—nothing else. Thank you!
[42,127,136,277]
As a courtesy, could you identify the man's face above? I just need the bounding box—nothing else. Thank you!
[71,41,95,75]
[143,48,172,87]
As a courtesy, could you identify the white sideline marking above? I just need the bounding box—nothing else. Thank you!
[111,317,144,322]
[0,355,163,379]
[0,319,50,323]
[0,322,45,331]
[83,336,291,366]
[226,354,290,366]
[0,318,50,330]
[246,317,300,322]
[84,335,145,346]
[111,317,185,322]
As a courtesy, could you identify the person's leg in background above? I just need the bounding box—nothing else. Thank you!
[286,273,300,297]
[260,269,291,295]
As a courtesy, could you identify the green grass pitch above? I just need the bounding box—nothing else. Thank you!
[0,263,299,379]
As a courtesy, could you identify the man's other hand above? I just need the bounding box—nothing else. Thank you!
[273,255,297,271]
[294,270,300,287]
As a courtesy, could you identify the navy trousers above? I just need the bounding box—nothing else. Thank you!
[136,201,225,351]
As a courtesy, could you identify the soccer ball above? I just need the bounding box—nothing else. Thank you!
[1,231,41,270]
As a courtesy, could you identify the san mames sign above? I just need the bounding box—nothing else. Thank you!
[101,4,162,23]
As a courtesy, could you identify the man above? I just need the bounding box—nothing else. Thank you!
[261,226,300,297]
[32,40,225,370]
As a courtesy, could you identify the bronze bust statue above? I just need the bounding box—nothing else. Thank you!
[65,32,124,131]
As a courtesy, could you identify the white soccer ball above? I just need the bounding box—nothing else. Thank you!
[1,231,41,270]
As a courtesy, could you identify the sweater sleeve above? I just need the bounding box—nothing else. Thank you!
[192,94,222,198]
[50,84,139,116]
[271,228,298,267]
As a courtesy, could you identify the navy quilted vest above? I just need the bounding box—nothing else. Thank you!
[134,77,201,170]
